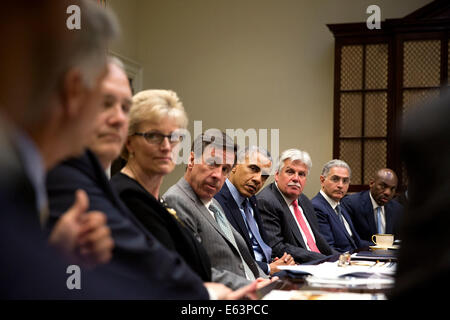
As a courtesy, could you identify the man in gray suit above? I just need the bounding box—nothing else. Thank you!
[163,131,273,290]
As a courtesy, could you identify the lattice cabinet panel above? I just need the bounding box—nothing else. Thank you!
[340,93,362,137]
[402,89,440,116]
[340,45,363,90]
[363,140,387,184]
[403,40,441,88]
[364,92,387,137]
[339,140,362,185]
[365,44,389,90]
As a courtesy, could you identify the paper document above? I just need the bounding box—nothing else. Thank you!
[278,261,396,278]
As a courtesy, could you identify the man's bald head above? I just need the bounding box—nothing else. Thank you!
[369,168,398,206]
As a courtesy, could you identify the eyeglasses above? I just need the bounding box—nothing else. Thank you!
[133,130,184,145]
[329,176,350,185]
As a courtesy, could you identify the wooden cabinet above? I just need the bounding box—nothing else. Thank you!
[328,0,450,191]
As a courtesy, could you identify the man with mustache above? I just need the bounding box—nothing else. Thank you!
[164,132,275,290]
[257,149,336,263]
[215,146,295,275]
[341,168,404,243]
[311,160,371,253]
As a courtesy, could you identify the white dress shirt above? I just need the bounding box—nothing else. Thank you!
[369,192,386,234]
[319,189,353,236]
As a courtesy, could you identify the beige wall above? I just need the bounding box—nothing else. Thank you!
[108,0,139,61]
[108,0,431,198]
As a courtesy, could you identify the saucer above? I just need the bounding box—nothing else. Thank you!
[370,245,400,250]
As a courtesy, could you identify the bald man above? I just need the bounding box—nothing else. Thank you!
[341,168,404,243]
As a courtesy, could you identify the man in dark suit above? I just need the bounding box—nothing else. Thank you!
[341,168,404,243]
[311,160,371,253]
[389,91,450,300]
[257,149,336,263]
[164,132,275,290]
[0,1,120,298]
[215,146,295,275]
[47,149,210,299]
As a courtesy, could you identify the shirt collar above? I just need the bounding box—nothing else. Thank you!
[201,198,212,208]
[369,191,380,210]
[320,189,339,209]
[226,179,247,208]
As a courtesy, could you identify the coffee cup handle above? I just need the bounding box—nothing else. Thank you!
[371,235,377,245]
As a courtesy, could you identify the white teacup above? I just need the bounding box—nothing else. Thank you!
[371,234,394,248]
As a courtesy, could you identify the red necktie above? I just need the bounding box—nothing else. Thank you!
[292,199,320,253]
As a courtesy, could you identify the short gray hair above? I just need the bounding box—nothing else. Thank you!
[4,0,120,126]
[236,145,272,165]
[107,56,126,72]
[276,148,312,174]
[237,145,273,167]
[321,159,351,178]
[66,0,120,88]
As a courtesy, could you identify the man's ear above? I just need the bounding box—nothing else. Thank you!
[60,68,85,119]
[274,170,279,183]
[320,175,325,185]
[187,151,195,170]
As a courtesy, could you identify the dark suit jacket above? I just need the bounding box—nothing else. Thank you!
[389,90,450,300]
[0,176,72,299]
[111,172,212,281]
[311,192,371,253]
[256,183,336,263]
[0,129,139,299]
[46,150,209,299]
[341,190,404,243]
[215,182,271,274]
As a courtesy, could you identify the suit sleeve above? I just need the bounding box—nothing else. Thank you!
[163,191,199,237]
[47,162,210,299]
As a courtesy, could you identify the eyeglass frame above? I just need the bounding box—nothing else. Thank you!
[132,130,185,145]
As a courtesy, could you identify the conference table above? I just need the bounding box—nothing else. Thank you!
[260,246,398,300]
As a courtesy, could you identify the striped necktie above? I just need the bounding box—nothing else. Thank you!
[209,203,255,280]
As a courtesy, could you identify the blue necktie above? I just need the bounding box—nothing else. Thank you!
[376,206,383,234]
[335,204,344,224]
[242,199,272,263]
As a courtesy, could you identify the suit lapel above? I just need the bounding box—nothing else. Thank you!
[219,184,250,245]
[318,192,352,242]
[362,191,377,234]
[249,196,267,239]
[178,178,241,251]
[384,202,394,234]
